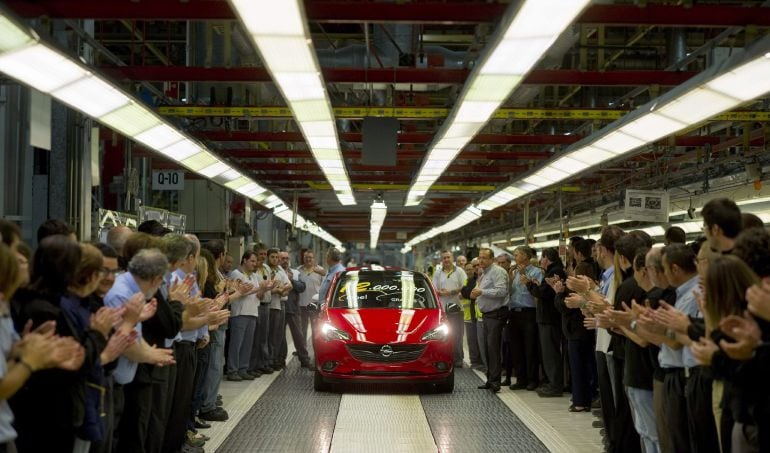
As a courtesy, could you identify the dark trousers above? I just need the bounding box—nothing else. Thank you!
[89,376,115,453]
[663,368,692,453]
[146,366,172,453]
[685,367,719,453]
[539,323,564,392]
[597,352,617,450]
[162,341,197,453]
[249,305,271,371]
[608,357,641,453]
[481,308,507,385]
[191,343,210,419]
[448,311,464,364]
[507,308,539,385]
[115,379,153,453]
[268,307,285,365]
[280,310,310,364]
[568,339,596,407]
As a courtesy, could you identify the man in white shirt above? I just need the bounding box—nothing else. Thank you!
[432,250,467,366]
[298,250,324,343]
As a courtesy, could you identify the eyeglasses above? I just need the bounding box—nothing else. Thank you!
[100,267,119,276]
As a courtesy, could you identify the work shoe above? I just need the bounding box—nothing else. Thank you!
[199,407,229,422]
[238,371,255,380]
[225,372,242,382]
[194,417,211,429]
[185,431,206,448]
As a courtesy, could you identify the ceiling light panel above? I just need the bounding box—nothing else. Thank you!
[51,75,130,117]
[228,0,355,206]
[405,0,590,207]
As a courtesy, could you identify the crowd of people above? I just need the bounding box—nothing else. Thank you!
[431,198,769,453]
[0,217,340,453]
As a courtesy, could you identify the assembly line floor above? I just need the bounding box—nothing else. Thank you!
[206,340,603,453]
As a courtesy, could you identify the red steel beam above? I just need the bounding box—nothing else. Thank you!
[7,1,770,26]
[102,66,697,87]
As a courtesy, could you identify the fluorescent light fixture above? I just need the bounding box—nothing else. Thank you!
[228,0,355,206]
[99,102,163,137]
[158,139,201,161]
[134,124,185,151]
[405,0,590,206]
[199,162,230,178]
[0,44,87,92]
[51,75,130,117]
[370,200,388,249]
[407,34,770,247]
[0,7,344,249]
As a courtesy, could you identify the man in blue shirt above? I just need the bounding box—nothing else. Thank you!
[319,248,345,304]
[507,246,543,390]
[470,248,509,393]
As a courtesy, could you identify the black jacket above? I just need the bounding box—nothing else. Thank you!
[554,290,593,341]
[10,287,105,452]
[527,262,566,325]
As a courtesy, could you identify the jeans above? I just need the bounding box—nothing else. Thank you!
[201,325,226,413]
[227,315,256,373]
[249,305,271,371]
[627,386,660,453]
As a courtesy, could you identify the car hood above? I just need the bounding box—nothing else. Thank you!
[326,308,442,344]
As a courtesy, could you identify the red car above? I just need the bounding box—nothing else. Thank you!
[310,267,459,393]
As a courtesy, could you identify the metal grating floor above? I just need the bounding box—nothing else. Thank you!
[215,362,341,453]
[216,362,548,453]
[419,369,549,453]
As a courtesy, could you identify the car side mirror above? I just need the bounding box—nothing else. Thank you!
[445,302,462,314]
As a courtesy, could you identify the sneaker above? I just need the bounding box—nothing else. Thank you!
[194,417,211,429]
[199,407,229,422]
[225,372,242,382]
[185,431,206,448]
[238,371,255,380]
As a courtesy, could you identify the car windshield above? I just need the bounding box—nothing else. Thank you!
[329,270,437,309]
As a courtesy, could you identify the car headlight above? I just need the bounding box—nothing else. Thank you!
[321,322,351,341]
[421,323,449,342]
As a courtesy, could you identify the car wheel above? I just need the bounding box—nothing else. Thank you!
[314,369,331,392]
[435,369,454,393]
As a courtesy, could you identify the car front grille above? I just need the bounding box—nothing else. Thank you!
[346,344,426,363]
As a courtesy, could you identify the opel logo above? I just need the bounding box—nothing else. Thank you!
[380,345,393,357]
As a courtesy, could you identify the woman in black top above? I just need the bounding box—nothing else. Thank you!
[554,261,597,412]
